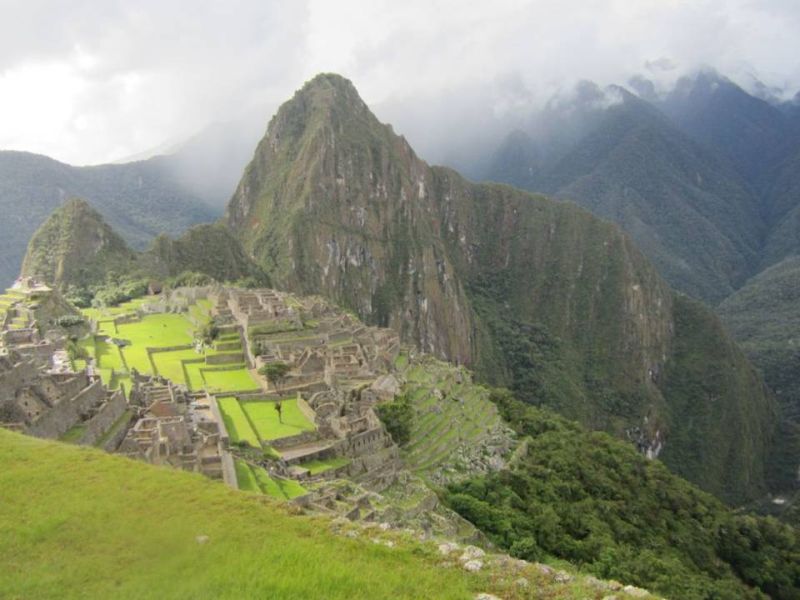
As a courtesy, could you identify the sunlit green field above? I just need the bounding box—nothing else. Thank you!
[0,430,477,600]
[81,297,151,322]
[200,366,260,393]
[234,458,308,500]
[76,300,260,395]
[242,398,315,440]
[217,397,260,446]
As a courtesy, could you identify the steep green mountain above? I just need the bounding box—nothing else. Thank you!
[444,390,800,600]
[486,87,764,302]
[143,222,268,283]
[20,198,139,289]
[226,73,775,504]
[662,71,799,192]
[0,150,219,288]
[762,148,800,266]
[718,256,800,491]
[21,198,266,293]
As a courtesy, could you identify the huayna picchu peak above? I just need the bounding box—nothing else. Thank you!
[225,73,776,505]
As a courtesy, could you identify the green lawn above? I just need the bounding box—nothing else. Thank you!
[81,297,151,321]
[151,349,204,385]
[0,430,477,599]
[217,397,260,447]
[201,367,260,394]
[242,398,315,441]
[277,477,308,499]
[234,458,261,492]
[183,360,208,391]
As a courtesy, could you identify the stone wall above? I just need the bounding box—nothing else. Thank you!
[27,378,105,439]
[205,352,244,365]
[0,359,40,405]
[77,389,128,446]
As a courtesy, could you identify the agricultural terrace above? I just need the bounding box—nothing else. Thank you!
[399,358,503,478]
[234,458,307,500]
[75,298,259,395]
[217,395,315,447]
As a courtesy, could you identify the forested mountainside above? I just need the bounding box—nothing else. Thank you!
[444,389,799,600]
[0,150,219,287]
[21,198,266,295]
[485,71,800,304]
[225,73,776,505]
[718,256,800,492]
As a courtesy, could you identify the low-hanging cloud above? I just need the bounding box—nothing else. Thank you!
[0,0,798,166]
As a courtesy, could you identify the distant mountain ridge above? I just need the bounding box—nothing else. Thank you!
[485,71,800,303]
[0,150,221,288]
[20,198,265,290]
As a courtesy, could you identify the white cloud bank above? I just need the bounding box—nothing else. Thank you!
[0,0,798,165]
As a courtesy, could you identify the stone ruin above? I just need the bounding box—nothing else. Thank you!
[0,348,128,449]
[118,371,228,481]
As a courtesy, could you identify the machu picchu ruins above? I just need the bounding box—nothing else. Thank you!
[0,279,514,538]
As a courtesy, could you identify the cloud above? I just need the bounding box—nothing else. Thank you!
[0,0,798,165]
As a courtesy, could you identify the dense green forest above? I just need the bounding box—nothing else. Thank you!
[444,390,799,600]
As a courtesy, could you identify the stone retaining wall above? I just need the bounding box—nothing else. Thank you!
[205,352,243,365]
[27,379,105,439]
[77,389,127,446]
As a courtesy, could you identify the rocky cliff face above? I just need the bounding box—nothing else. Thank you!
[229,74,774,504]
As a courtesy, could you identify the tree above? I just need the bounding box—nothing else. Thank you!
[259,361,291,393]
[259,362,292,423]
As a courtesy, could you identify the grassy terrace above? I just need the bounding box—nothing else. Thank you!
[76,298,260,395]
[235,458,308,500]
[218,396,315,447]
[300,457,351,475]
[242,398,315,441]
[217,397,260,447]
[399,359,503,477]
[0,430,479,599]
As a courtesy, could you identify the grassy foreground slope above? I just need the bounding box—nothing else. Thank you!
[0,429,477,600]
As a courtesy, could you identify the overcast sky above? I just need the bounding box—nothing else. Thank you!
[1,0,799,165]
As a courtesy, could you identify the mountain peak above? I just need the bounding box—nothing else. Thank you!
[20,198,136,290]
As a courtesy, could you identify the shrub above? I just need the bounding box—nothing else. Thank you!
[54,315,86,328]
[375,395,413,445]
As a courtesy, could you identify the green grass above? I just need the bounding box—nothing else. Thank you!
[251,464,288,499]
[234,458,261,492]
[277,477,308,499]
[201,367,260,394]
[217,397,260,447]
[183,360,207,391]
[241,398,315,441]
[300,457,351,475]
[0,429,477,599]
[81,297,151,321]
[59,425,86,443]
[151,349,203,384]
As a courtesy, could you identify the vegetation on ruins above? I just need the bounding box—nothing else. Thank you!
[259,361,291,392]
[443,389,800,600]
[375,394,413,445]
[54,315,86,329]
